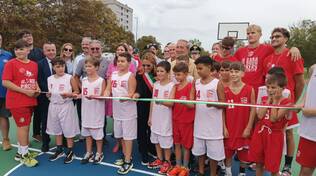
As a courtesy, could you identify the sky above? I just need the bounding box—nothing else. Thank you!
[119,0,316,51]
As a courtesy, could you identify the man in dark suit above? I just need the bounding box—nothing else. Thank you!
[37,42,56,152]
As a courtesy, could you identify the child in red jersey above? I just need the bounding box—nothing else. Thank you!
[249,72,294,176]
[224,62,256,176]
[167,62,195,176]
[2,39,40,167]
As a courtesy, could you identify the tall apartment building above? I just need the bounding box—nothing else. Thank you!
[102,0,133,32]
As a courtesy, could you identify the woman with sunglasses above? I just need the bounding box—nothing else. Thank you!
[106,43,136,154]
[132,51,157,165]
[60,43,75,75]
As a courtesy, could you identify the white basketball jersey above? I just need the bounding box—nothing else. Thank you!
[47,74,73,104]
[194,78,223,139]
[81,77,105,128]
[151,81,174,136]
[299,68,316,141]
[111,71,137,120]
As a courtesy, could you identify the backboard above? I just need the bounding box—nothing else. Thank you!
[217,22,249,40]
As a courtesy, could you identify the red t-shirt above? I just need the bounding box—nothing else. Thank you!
[234,44,274,95]
[2,58,38,109]
[225,84,253,148]
[259,96,291,130]
[172,82,195,124]
[213,54,238,63]
[263,48,304,100]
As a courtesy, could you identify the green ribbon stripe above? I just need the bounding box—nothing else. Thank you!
[95,96,301,110]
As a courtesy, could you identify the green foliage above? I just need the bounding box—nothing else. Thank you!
[287,19,316,67]
[135,35,161,57]
[0,0,134,53]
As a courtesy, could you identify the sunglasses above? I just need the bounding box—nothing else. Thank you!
[221,45,232,50]
[270,35,283,39]
[63,48,73,52]
[142,64,152,67]
[90,47,100,51]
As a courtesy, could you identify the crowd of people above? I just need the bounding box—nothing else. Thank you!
[0,24,315,176]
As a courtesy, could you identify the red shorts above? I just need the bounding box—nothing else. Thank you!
[286,112,299,129]
[10,107,34,127]
[248,125,284,173]
[173,122,193,150]
[296,137,316,168]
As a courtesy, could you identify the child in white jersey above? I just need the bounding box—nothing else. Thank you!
[104,52,137,175]
[80,56,106,165]
[296,64,316,176]
[192,56,226,176]
[147,61,175,175]
[46,59,80,164]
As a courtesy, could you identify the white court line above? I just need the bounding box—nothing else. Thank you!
[0,141,161,176]
[0,141,56,176]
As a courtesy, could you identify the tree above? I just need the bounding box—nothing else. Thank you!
[135,35,161,57]
[189,39,202,47]
[0,0,134,53]
[287,20,316,67]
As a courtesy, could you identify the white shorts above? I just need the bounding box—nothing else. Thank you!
[192,137,225,161]
[81,127,104,140]
[150,132,173,149]
[46,102,80,138]
[114,118,137,140]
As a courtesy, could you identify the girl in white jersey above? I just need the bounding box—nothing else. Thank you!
[192,56,226,176]
[104,52,137,175]
[296,64,316,176]
[80,56,106,165]
[46,59,79,164]
[147,61,175,175]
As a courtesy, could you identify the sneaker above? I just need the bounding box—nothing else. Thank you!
[178,167,190,176]
[141,159,149,166]
[93,153,104,164]
[64,150,75,164]
[2,138,12,151]
[117,161,133,175]
[114,158,124,166]
[21,153,38,167]
[49,150,64,161]
[148,158,163,169]
[32,135,42,142]
[81,152,94,164]
[159,161,172,174]
[238,173,246,176]
[167,166,182,176]
[41,144,49,153]
[281,166,292,176]
[14,152,22,161]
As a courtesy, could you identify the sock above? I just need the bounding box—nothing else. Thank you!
[21,145,29,156]
[284,155,293,168]
[183,160,189,168]
[226,166,232,176]
[239,167,246,173]
[17,143,21,154]
[176,159,182,166]
[56,145,63,152]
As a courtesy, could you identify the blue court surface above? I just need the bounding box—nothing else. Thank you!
[4,136,271,176]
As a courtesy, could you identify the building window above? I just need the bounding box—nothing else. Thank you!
[126,15,129,18]
[126,10,129,13]
[126,20,128,23]
[121,12,123,16]
[121,18,123,21]
[121,7,123,10]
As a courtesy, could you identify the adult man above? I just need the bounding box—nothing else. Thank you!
[37,42,57,152]
[234,24,301,96]
[73,37,91,76]
[171,39,198,79]
[167,43,177,63]
[74,40,111,142]
[146,43,163,64]
[163,45,170,61]
[263,28,305,175]
[0,34,13,151]
[17,30,45,142]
